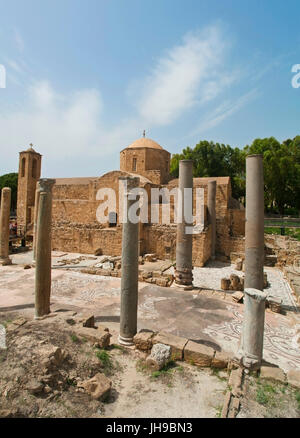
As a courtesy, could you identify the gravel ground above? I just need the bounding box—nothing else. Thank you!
[166,261,298,311]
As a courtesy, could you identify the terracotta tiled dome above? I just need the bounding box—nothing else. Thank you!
[127,137,163,150]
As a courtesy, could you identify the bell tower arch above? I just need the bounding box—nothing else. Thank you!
[16,144,42,236]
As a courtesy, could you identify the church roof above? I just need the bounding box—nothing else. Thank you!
[126,137,164,150]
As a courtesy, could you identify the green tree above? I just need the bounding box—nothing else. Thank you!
[0,173,18,212]
[170,141,245,200]
[245,137,300,214]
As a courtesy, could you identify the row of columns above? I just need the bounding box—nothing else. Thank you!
[0,155,266,368]
[118,156,267,370]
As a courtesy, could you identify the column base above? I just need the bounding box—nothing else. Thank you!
[172,282,194,291]
[118,334,135,347]
[0,257,12,266]
[235,349,262,371]
[175,267,193,288]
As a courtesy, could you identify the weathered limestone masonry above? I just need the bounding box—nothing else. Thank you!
[175,160,193,287]
[208,180,216,259]
[0,187,12,266]
[16,145,41,237]
[35,179,55,318]
[16,138,245,263]
[119,176,140,346]
[237,154,266,370]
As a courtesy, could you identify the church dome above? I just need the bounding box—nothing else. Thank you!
[126,137,163,150]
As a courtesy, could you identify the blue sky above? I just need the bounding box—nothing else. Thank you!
[0,0,300,177]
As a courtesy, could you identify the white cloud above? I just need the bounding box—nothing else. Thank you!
[0,80,139,168]
[135,25,232,125]
[13,28,25,53]
[0,24,257,176]
[191,88,260,135]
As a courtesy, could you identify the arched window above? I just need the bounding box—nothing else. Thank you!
[21,158,26,177]
[109,212,117,227]
[132,157,137,171]
[32,159,37,178]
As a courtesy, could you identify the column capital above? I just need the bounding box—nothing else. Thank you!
[38,178,56,193]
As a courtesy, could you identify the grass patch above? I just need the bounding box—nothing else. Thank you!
[95,349,114,375]
[109,344,128,353]
[150,360,177,379]
[211,367,227,382]
[136,358,181,385]
[215,405,223,418]
[1,319,12,328]
[256,381,278,407]
[264,227,300,241]
[70,333,80,343]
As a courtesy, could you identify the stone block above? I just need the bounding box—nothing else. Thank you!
[146,343,171,371]
[228,368,243,397]
[26,378,44,395]
[212,350,233,369]
[287,369,300,389]
[228,396,240,418]
[221,391,232,418]
[133,330,154,351]
[74,326,111,348]
[234,259,243,271]
[260,366,286,383]
[80,373,111,401]
[230,274,240,290]
[221,278,231,290]
[152,332,188,361]
[184,340,215,367]
[231,291,244,303]
[82,314,95,328]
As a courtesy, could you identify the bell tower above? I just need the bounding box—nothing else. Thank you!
[17,144,42,235]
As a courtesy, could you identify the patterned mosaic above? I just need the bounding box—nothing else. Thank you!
[204,305,300,372]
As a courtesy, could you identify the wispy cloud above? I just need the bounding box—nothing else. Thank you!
[1,23,257,175]
[135,25,233,126]
[189,88,260,137]
[13,28,25,53]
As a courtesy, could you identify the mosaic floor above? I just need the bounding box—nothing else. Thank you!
[204,305,300,372]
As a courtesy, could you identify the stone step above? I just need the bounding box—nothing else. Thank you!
[264,255,277,267]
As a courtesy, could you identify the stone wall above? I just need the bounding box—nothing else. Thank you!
[264,234,300,267]
[52,222,123,256]
[120,147,170,184]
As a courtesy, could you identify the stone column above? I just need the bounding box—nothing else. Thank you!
[0,187,12,266]
[32,183,40,260]
[237,155,266,369]
[175,160,193,288]
[207,180,216,260]
[238,288,267,369]
[119,176,140,346]
[245,154,264,290]
[35,179,55,318]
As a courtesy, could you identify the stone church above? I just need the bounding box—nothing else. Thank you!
[16,136,245,266]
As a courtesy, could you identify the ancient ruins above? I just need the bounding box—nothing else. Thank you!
[0,138,299,419]
[15,138,245,265]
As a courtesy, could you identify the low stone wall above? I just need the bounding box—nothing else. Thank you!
[264,234,300,267]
